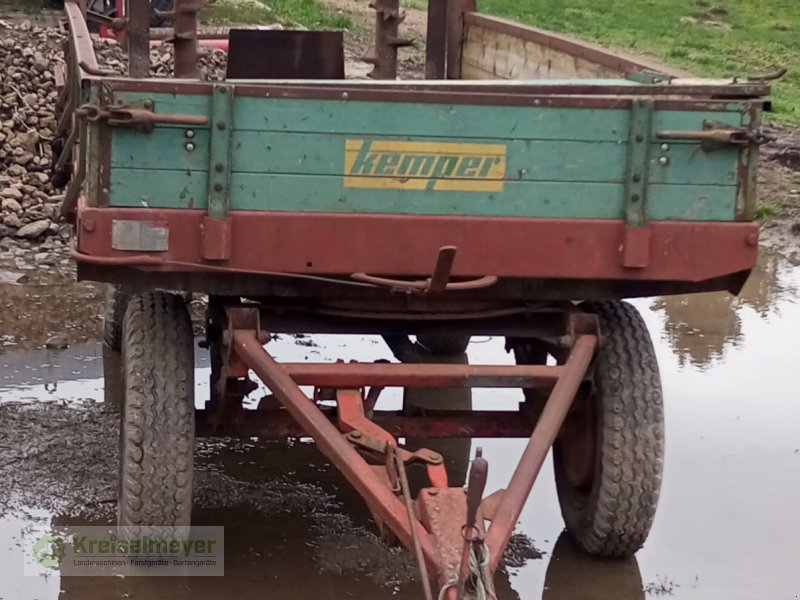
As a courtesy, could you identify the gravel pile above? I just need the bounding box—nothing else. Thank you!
[0,19,226,241]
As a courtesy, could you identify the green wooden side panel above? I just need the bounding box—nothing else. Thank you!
[110,169,737,221]
[107,92,746,221]
[110,130,738,186]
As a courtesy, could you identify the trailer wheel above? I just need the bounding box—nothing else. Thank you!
[103,284,131,352]
[118,292,195,529]
[416,334,471,356]
[554,301,664,557]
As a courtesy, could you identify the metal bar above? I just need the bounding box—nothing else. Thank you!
[445,0,476,78]
[484,334,597,571]
[265,360,563,389]
[231,330,441,574]
[394,447,434,600]
[369,0,401,79]
[195,409,540,439]
[126,0,150,77]
[624,99,653,228]
[173,0,199,78]
[425,0,448,79]
[64,1,100,75]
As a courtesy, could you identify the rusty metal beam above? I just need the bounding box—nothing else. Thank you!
[64,1,99,75]
[126,0,150,77]
[445,0,476,78]
[231,329,441,576]
[425,0,448,78]
[368,0,404,79]
[276,361,563,389]
[172,0,199,78]
[483,334,597,571]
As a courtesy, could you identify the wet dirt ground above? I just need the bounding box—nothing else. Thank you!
[0,250,798,599]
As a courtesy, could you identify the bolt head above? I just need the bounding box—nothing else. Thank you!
[215,163,225,172]
[217,122,226,130]
[214,183,223,192]
[428,488,439,496]
[185,129,195,139]
[185,142,195,152]
[659,156,670,166]
[660,143,670,152]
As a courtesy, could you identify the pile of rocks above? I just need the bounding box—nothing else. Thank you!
[0,20,226,242]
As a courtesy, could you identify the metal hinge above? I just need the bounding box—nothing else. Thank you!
[76,100,208,131]
[657,120,774,151]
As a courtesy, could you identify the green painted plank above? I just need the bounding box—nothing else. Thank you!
[111,127,210,170]
[110,169,736,220]
[235,98,632,140]
[113,91,744,141]
[109,128,738,187]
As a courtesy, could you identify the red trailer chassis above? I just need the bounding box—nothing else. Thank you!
[221,308,598,599]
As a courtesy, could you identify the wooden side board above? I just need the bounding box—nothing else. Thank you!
[460,13,687,81]
[97,90,750,222]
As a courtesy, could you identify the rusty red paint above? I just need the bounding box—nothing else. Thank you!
[201,216,231,260]
[483,334,596,571]
[336,388,395,445]
[227,324,597,595]
[230,329,442,575]
[621,226,651,268]
[76,208,759,283]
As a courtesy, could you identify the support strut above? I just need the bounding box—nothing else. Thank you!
[230,327,597,595]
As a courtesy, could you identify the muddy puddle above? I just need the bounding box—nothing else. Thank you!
[0,250,798,599]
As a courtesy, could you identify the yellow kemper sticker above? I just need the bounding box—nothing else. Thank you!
[344,139,507,192]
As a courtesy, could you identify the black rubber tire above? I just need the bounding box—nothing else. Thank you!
[149,0,174,27]
[103,285,132,352]
[415,334,471,356]
[118,292,195,529]
[554,300,664,557]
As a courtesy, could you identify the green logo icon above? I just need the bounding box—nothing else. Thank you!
[32,534,66,568]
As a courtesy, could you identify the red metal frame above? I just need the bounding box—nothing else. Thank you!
[229,326,597,597]
[75,208,759,283]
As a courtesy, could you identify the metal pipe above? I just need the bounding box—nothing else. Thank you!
[483,334,597,571]
[172,0,199,78]
[394,447,434,600]
[276,362,563,389]
[231,330,441,574]
[125,0,150,77]
[425,0,448,78]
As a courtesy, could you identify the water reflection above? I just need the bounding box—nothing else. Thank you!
[650,251,798,369]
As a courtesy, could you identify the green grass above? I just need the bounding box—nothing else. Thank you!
[0,0,53,12]
[476,0,800,125]
[203,0,350,28]
[755,202,780,219]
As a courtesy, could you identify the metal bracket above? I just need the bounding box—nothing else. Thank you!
[207,84,234,219]
[621,99,653,269]
[624,98,653,228]
[657,119,774,151]
[204,84,234,260]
